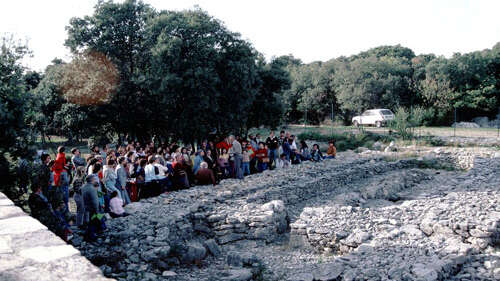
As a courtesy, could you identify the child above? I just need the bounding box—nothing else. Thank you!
[276,153,291,169]
[311,144,324,162]
[109,191,129,218]
[326,140,337,159]
[242,149,251,176]
[256,142,269,172]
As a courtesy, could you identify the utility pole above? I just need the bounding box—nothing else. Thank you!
[330,103,334,137]
[453,107,457,138]
[304,106,307,128]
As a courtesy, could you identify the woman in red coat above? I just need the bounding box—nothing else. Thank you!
[52,146,70,211]
[52,146,67,187]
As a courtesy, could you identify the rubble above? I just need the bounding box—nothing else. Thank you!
[73,148,500,280]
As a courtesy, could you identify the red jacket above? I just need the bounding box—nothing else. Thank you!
[216,141,231,151]
[256,148,268,162]
[52,152,66,186]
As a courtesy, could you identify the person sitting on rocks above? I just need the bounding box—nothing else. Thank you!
[203,149,217,174]
[172,153,190,190]
[29,184,72,242]
[326,140,337,159]
[144,156,159,198]
[297,140,311,162]
[311,144,324,162]
[276,153,291,169]
[217,148,231,178]
[153,155,171,194]
[195,162,216,186]
[193,150,205,175]
[109,191,130,218]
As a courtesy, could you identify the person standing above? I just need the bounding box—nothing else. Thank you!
[71,148,86,169]
[116,156,131,205]
[265,131,279,169]
[52,146,70,211]
[81,176,100,241]
[72,166,88,229]
[229,135,243,179]
[256,142,269,172]
[33,153,52,196]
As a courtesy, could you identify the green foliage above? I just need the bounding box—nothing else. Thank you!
[0,36,32,197]
[283,43,499,126]
[247,56,290,130]
[389,106,426,140]
[59,1,290,142]
[0,36,31,158]
[334,55,413,117]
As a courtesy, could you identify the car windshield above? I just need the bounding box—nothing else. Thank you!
[380,110,393,115]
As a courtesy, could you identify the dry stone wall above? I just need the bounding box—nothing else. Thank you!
[0,192,112,281]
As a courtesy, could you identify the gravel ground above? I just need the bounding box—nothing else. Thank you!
[69,146,500,281]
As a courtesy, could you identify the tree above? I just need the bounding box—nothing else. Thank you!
[65,0,156,141]
[334,55,413,118]
[0,36,30,157]
[145,9,261,141]
[27,62,66,142]
[247,56,291,130]
[0,36,31,197]
[58,51,119,105]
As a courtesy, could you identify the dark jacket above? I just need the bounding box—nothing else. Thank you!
[82,183,99,214]
[266,136,279,150]
[196,168,216,186]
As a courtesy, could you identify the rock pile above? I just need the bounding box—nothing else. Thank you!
[73,150,500,281]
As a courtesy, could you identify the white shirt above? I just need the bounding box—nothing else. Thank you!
[145,164,155,182]
[154,163,169,180]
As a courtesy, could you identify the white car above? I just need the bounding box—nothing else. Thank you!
[352,109,395,127]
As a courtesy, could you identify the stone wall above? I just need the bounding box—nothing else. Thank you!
[0,192,112,281]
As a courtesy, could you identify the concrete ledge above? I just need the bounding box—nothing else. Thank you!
[0,192,113,281]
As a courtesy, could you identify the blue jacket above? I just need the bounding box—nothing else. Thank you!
[193,155,204,174]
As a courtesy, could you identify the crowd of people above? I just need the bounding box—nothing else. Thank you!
[27,130,337,242]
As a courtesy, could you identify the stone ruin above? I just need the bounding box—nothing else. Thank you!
[1,147,499,280]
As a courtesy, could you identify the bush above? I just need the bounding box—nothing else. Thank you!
[389,106,426,140]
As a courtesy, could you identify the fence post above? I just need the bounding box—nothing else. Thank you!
[453,107,457,138]
[330,103,334,137]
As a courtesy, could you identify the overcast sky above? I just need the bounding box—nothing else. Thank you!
[1,0,499,71]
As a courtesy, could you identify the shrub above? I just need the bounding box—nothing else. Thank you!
[389,106,426,140]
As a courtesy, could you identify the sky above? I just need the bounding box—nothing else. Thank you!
[1,0,499,72]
